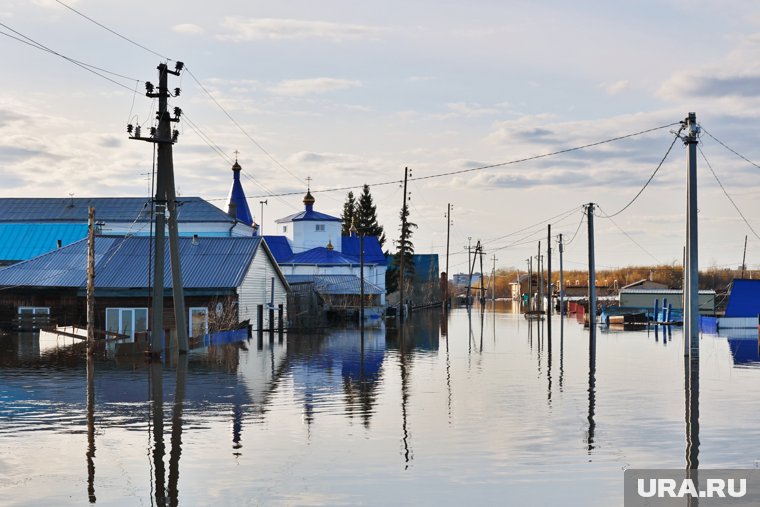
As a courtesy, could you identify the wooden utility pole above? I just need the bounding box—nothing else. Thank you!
[537,241,543,313]
[466,236,472,307]
[445,203,451,309]
[86,206,95,355]
[129,62,189,356]
[741,235,748,279]
[479,244,485,303]
[683,112,700,358]
[399,166,409,322]
[360,232,365,338]
[491,254,497,301]
[527,258,532,310]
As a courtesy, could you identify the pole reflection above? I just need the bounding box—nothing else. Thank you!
[86,356,96,503]
[168,355,187,507]
[149,362,166,507]
[685,354,700,506]
[586,325,596,453]
[399,323,412,469]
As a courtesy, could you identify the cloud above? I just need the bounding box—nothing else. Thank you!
[173,23,204,35]
[269,78,361,97]
[601,80,630,95]
[218,17,380,42]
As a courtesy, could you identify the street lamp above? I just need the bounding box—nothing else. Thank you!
[259,200,268,235]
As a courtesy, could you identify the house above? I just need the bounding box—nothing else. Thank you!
[0,235,287,337]
[619,279,668,291]
[0,195,255,266]
[618,288,715,314]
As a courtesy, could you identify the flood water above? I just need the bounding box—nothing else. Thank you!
[1,304,759,506]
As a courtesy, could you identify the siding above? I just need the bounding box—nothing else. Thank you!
[238,247,288,329]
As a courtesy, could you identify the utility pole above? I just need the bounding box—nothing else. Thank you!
[741,235,748,279]
[259,200,268,235]
[399,166,409,322]
[537,241,543,313]
[466,236,472,307]
[683,112,700,358]
[586,203,597,330]
[547,224,552,332]
[558,233,564,316]
[87,206,96,355]
[445,203,451,310]
[526,258,532,311]
[360,232,365,339]
[491,254,497,301]
[479,245,485,304]
[129,61,188,356]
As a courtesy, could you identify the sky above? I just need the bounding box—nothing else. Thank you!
[2,0,760,275]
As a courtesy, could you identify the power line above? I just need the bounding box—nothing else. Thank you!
[598,126,683,219]
[481,205,581,245]
[54,0,171,61]
[698,145,760,242]
[596,205,661,263]
[0,22,140,92]
[183,66,307,186]
[702,127,760,171]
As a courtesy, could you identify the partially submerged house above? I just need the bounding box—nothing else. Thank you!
[0,235,287,337]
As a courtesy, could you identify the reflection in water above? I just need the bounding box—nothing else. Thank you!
[168,355,187,506]
[685,355,700,506]
[149,362,166,506]
[586,325,597,453]
[559,312,565,391]
[86,357,96,503]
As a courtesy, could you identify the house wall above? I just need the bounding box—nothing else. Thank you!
[238,248,288,329]
[293,220,342,252]
[619,291,715,313]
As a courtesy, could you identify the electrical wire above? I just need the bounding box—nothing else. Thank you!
[698,145,760,242]
[598,126,683,219]
[596,205,661,263]
[481,205,582,245]
[0,22,140,92]
[183,66,307,186]
[561,211,586,249]
[55,0,171,61]
[702,127,760,171]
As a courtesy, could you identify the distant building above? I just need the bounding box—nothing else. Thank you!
[452,272,481,287]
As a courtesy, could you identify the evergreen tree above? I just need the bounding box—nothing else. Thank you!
[341,191,357,236]
[355,184,386,247]
[385,201,417,293]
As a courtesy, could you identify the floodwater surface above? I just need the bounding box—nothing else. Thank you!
[1,305,759,506]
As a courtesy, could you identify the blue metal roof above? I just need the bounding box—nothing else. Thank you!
[275,207,341,223]
[262,235,293,263]
[286,274,383,295]
[725,279,760,318]
[227,169,254,226]
[0,223,88,262]
[0,236,262,289]
[285,247,357,265]
[0,197,235,223]
[341,235,387,266]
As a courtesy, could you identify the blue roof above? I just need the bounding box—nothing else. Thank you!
[725,279,760,318]
[0,223,88,262]
[0,197,235,223]
[275,207,341,223]
[286,274,383,295]
[227,171,254,226]
[263,235,293,263]
[285,247,357,265]
[341,235,387,266]
[0,236,263,289]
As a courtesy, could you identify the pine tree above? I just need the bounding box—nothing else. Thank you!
[341,191,357,236]
[355,184,386,247]
[385,200,417,293]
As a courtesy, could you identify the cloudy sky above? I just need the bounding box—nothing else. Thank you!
[2,0,760,275]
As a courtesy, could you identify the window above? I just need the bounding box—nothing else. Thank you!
[18,307,50,315]
[315,224,325,232]
[105,307,148,341]
[189,307,208,337]
[283,225,287,233]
